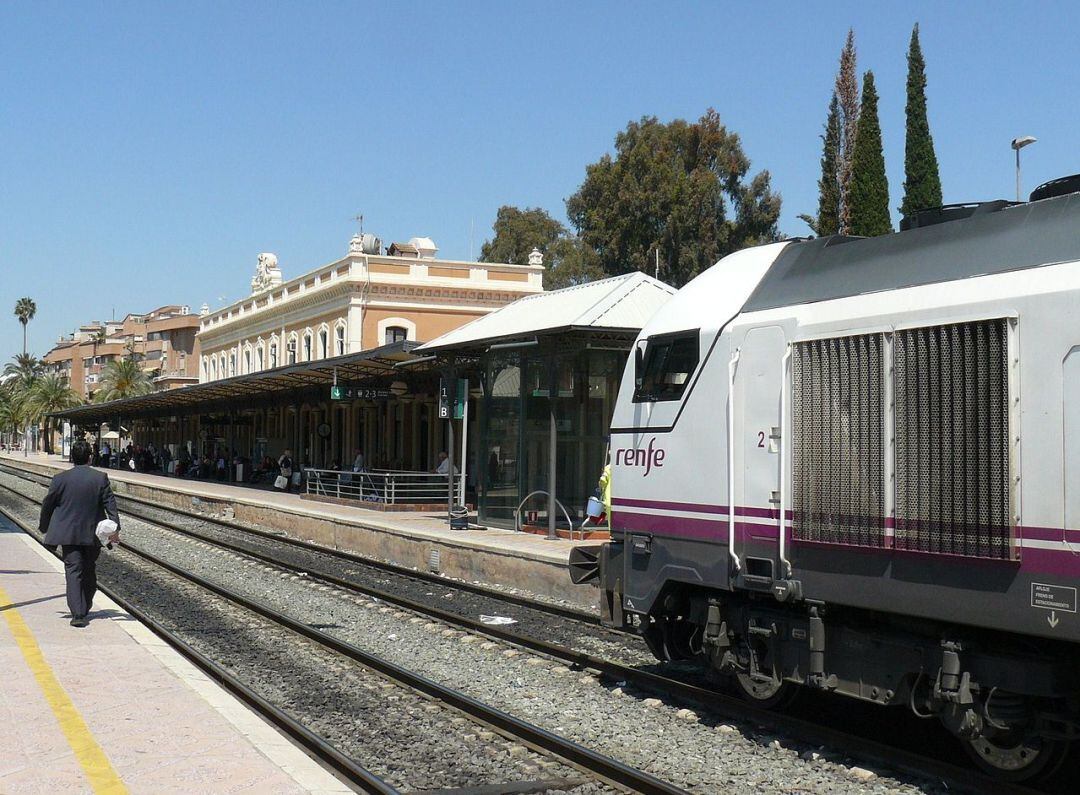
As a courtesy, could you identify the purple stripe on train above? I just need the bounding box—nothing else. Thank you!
[611,503,1080,577]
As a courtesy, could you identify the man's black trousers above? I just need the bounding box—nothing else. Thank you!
[61,544,101,619]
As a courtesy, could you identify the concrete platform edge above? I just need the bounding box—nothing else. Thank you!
[12,530,353,794]
[5,456,598,611]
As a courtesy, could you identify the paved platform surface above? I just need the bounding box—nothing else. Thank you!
[0,519,351,794]
[3,453,593,565]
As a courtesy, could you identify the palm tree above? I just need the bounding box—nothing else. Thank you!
[3,354,42,455]
[29,374,83,454]
[4,353,43,387]
[94,358,153,402]
[0,386,21,449]
[14,297,37,356]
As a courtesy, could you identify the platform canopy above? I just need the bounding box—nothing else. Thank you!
[416,272,676,354]
[53,340,424,424]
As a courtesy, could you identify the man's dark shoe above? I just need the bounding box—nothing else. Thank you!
[70,616,89,628]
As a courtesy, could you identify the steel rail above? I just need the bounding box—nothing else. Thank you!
[0,502,395,795]
[114,498,1052,795]
[0,462,1050,795]
[0,461,599,626]
[0,479,687,795]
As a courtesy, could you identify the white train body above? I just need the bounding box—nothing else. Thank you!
[579,188,1080,776]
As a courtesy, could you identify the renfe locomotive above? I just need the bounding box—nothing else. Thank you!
[571,178,1080,780]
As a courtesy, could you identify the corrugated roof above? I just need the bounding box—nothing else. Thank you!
[418,272,676,352]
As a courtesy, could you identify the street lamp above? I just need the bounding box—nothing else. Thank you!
[1011,136,1037,202]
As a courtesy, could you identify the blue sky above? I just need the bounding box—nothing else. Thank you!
[2,1,1077,357]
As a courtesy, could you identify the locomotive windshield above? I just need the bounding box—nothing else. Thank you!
[633,331,699,402]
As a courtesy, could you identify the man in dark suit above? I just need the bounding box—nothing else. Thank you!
[39,440,121,627]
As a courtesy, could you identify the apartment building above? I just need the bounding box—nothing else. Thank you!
[43,305,201,398]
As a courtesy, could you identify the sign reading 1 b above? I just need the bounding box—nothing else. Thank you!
[331,386,392,401]
[438,378,468,419]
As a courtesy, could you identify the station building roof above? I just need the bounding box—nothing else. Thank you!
[416,271,676,353]
[53,341,422,424]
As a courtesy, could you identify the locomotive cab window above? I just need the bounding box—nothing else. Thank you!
[633,332,699,402]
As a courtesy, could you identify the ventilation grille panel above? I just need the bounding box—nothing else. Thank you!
[894,319,1012,559]
[792,334,885,547]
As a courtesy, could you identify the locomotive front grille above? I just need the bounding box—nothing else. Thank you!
[893,319,1012,559]
[792,333,886,547]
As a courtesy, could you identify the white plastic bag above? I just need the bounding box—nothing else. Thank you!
[95,519,118,548]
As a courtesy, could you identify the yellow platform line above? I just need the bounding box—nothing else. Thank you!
[0,581,128,794]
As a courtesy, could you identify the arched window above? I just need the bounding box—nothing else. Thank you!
[303,332,313,361]
[210,359,217,381]
[201,358,207,382]
[243,348,251,374]
[385,325,408,345]
[287,334,298,365]
[270,343,278,369]
[229,353,236,377]
[255,345,264,371]
[319,329,328,359]
[335,325,346,356]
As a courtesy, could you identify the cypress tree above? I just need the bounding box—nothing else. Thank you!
[817,93,842,235]
[900,23,942,218]
[835,30,859,234]
[801,93,842,236]
[849,71,892,237]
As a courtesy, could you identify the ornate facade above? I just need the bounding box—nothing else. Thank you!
[198,235,543,383]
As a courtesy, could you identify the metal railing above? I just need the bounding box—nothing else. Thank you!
[304,467,463,506]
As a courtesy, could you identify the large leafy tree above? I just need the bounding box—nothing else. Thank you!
[849,71,892,237]
[29,374,82,454]
[14,297,36,356]
[900,23,943,218]
[479,206,604,289]
[480,206,566,265]
[94,358,153,402]
[800,92,842,236]
[566,109,780,288]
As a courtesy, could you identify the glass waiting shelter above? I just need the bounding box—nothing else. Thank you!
[417,273,675,531]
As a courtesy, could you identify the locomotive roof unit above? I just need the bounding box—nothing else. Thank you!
[748,181,1080,311]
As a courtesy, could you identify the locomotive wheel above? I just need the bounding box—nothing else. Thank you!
[642,618,695,661]
[733,671,798,709]
[962,730,1068,782]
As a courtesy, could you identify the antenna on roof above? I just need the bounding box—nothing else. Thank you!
[353,213,364,236]
[655,249,660,280]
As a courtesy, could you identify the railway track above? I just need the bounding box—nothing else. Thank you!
[0,460,1059,795]
[0,482,686,795]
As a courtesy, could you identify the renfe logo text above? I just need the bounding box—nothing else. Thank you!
[615,438,666,476]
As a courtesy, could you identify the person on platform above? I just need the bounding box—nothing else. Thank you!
[435,451,459,476]
[277,449,294,492]
[351,448,365,472]
[38,440,120,628]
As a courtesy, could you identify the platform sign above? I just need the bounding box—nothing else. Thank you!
[438,379,467,419]
[331,386,393,401]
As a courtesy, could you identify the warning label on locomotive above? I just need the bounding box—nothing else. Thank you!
[1030,583,1077,612]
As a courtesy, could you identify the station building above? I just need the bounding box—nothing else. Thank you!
[52,234,674,532]
[55,234,543,477]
